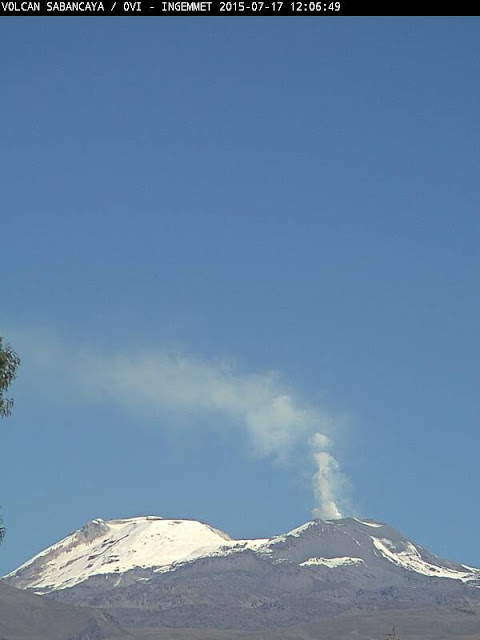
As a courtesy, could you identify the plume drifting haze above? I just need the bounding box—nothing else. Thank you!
[12,330,348,520]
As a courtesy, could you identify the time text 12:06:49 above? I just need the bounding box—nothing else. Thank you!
[291,1,340,10]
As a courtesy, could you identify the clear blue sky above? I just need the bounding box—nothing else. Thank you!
[2,18,480,576]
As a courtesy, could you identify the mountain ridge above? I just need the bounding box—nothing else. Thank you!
[5,515,480,632]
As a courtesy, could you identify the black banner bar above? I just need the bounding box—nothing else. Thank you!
[0,0,475,15]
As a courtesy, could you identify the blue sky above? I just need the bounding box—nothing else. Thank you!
[1,18,480,576]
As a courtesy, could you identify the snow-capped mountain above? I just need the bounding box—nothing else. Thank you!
[5,516,267,592]
[5,515,480,631]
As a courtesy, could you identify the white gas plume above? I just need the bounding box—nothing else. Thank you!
[312,444,342,520]
[10,330,348,519]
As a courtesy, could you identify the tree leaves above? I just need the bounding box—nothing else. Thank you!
[0,336,20,418]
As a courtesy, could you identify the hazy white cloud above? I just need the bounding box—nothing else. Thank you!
[10,329,347,519]
[85,352,325,461]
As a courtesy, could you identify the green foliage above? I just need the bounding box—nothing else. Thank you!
[0,336,20,418]
[0,336,20,543]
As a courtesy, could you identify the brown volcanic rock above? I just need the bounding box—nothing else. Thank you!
[127,607,480,640]
[0,582,129,640]
[252,607,480,640]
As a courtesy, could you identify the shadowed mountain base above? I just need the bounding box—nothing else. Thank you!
[0,583,126,640]
[3,584,480,640]
[131,607,480,640]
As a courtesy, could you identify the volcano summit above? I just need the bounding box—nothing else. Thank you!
[5,515,480,631]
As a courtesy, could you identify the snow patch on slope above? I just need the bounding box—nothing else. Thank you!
[354,518,383,528]
[300,556,364,568]
[370,536,473,581]
[286,522,317,537]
